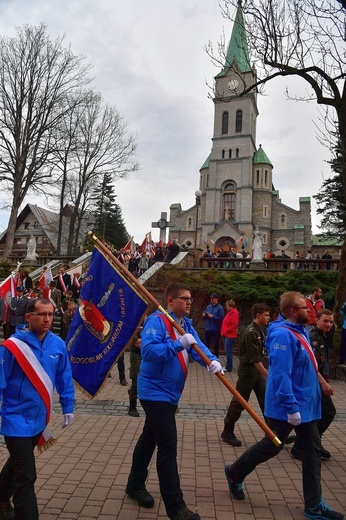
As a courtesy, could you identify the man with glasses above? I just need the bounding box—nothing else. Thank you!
[224,291,344,520]
[126,283,222,520]
[0,298,74,520]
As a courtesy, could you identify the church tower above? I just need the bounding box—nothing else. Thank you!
[168,1,311,257]
[199,1,258,248]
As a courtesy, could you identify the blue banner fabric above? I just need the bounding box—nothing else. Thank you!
[66,247,148,398]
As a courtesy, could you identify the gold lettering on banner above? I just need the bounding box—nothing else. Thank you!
[70,321,124,364]
[118,288,126,318]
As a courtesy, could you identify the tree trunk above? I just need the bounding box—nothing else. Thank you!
[2,199,21,263]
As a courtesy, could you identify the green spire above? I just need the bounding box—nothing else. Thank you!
[216,1,251,77]
[253,144,273,166]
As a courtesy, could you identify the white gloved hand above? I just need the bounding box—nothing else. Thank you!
[207,360,224,374]
[62,413,74,429]
[179,333,196,349]
[287,412,301,426]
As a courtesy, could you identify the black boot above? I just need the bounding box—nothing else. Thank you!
[128,398,139,417]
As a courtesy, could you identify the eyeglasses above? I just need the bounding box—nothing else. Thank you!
[30,312,54,317]
[294,306,309,310]
[173,297,194,303]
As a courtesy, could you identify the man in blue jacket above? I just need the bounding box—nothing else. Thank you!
[203,293,224,357]
[0,298,75,520]
[224,291,344,520]
[126,283,223,520]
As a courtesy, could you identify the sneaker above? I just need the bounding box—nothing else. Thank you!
[126,487,154,508]
[304,498,344,519]
[224,464,245,500]
[221,431,242,447]
[223,367,228,372]
[290,447,302,461]
[0,500,14,520]
[171,507,201,520]
[321,447,332,460]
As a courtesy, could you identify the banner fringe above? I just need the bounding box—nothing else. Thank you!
[37,437,57,454]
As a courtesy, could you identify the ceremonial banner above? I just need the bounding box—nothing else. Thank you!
[66,247,148,398]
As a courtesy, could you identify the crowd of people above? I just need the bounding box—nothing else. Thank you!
[0,260,345,520]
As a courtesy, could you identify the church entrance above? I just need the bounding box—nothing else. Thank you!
[214,236,235,254]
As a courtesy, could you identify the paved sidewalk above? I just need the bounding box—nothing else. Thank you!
[1,352,345,519]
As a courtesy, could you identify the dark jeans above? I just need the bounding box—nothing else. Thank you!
[204,330,221,357]
[223,337,235,371]
[229,418,321,508]
[126,400,185,518]
[224,365,266,430]
[0,433,41,520]
[293,390,336,453]
[128,350,141,400]
[117,353,125,381]
[339,328,346,363]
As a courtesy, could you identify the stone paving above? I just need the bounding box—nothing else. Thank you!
[1,352,345,519]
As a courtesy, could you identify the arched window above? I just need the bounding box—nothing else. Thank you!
[236,148,239,158]
[222,149,225,159]
[223,182,236,220]
[229,149,232,158]
[222,111,229,134]
[235,110,243,132]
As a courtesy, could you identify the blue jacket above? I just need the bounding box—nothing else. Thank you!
[138,311,218,405]
[204,303,224,332]
[0,325,74,437]
[264,316,321,423]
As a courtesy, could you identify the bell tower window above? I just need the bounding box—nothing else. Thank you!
[222,111,229,134]
[235,110,243,133]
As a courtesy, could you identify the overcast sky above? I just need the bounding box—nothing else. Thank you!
[0,0,333,243]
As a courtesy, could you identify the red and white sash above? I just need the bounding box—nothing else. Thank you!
[73,274,80,289]
[58,274,67,295]
[280,326,318,373]
[3,338,56,452]
[159,314,189,391]
[47,289,57,309]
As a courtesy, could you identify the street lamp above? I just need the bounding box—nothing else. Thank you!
[194,190,202,247]
[102,195,111,240]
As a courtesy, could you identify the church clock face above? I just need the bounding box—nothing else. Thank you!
[227,79,239,91]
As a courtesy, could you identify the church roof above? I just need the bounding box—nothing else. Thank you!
[200,154,211,171]
[253,144,273,166]
[216,1,251,77]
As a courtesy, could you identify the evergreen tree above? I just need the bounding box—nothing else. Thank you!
[90,173,129,249]
[314,141,345,240]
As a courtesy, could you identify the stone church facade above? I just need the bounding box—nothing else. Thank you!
[168,4,311,257]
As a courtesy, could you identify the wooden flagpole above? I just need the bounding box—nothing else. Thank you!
[88,232,281,447]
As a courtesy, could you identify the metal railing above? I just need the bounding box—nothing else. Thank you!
[200,256,340,271]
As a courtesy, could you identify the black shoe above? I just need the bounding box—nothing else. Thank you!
[304,498,344,519]
[321,446,332,460]
[126,487,154,508]
[224,464,245,500]
[221,431,242,447]
[171,507,201,520]
[128,406,140,417]
[284,434,296,445]
[120,379,128,386]
[0,500,14,520]
[290,447,302,461]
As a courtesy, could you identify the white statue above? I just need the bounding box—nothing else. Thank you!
[252,227,263,261]
[25,235,37,261]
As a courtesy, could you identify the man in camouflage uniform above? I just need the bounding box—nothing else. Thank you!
[221,303,270,447]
